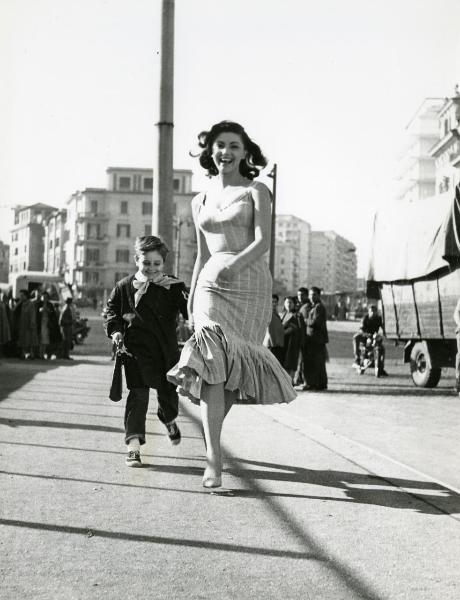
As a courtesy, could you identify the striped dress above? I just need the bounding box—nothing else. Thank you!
[167,182,296,405]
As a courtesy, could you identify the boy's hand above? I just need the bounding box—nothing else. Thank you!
[111,332,123,346]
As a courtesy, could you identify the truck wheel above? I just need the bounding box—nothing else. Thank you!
[410,343,441,388]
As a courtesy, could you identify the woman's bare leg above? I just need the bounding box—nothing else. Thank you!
[200,382,226,487]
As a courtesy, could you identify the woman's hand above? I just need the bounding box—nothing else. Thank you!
[215,257,239,282]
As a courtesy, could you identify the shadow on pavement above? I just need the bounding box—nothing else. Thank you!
[323,386,455,397]
[1,359,65,403]
[0,517,318,560]
[0,357,106,405]
[225,457,460,517]
[0,416,123,434]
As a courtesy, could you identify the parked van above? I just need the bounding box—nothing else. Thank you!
[367,186,460,388]
[8,272,72,303]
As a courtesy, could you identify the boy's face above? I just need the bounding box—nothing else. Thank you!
[135,250,165,279]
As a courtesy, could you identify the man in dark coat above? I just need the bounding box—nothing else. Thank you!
[295,287,312,388]
[304,286,329,390]
[59,297,74,359]
[104,235,188,467]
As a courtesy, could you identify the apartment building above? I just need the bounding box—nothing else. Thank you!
[309,231,357,293]
[0,240,9,282]
[44,209,67,276]
[429,92,460,195]
[396,98,444,203]
[274,240,297,293]
[275,215,311,289]
[62,167,196,297]
[9,203,57,277]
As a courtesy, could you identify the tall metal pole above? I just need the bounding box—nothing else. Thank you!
[268,163,278,276]
[152,0,175,256]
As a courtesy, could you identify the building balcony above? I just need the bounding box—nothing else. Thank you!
[76,212,109,221]
[76,234,109,244]
[75,261,106,269]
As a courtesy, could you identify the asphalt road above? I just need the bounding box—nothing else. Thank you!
[1,314,459,599]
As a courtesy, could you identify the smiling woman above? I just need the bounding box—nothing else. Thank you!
[167,120,296,489]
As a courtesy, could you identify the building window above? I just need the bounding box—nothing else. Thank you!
[116,224,131,238]
[90,200,98,213]
[142,202,152,215]
[120,201,128,214]
[55,237,60,248]
[173,178,180,191]
[144,224,152,236]
[49,240,53,249]
[91,272,99,283]
[116,249,130,263]
[87,248,100,262]
[144,177,153,191]
[63,230,70,242]
[14,248,18,255]
[119,176,131,190]
[23,262,26,270]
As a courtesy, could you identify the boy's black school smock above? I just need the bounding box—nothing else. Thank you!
[105,274,188,390]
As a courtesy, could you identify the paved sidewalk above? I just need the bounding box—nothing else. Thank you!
[1,356,459,599]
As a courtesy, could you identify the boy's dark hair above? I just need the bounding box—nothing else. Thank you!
[19,289,30,299]
[298,287,309,294]
[311,286,322,295]
[272,294,279,301]
[134,236,169,260]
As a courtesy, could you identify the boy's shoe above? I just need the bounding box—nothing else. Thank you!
[165,421,181,446]
[125,450,142,467]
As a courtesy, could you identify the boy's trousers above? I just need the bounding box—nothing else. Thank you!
[124,377,179,445]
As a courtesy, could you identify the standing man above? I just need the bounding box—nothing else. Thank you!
[263,294,285,364]
[295,287,311,389]
[59,297,74,360]
[454,298,460,393]
[304,286,329,391]
[13,290,38,359]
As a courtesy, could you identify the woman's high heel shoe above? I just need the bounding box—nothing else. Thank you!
[202,464,222,488]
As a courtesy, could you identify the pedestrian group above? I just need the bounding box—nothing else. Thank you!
[0,290,76,360]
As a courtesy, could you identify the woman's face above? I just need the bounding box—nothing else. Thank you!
[135,250,165,279]
[284,298,294,312]
[211,132,246,175]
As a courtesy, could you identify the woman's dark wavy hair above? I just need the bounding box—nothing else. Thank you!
[192,120,268,179]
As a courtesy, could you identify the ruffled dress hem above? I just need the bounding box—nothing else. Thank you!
[166,323,296,405]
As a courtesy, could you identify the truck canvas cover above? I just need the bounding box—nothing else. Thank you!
[367,185,460,340]
[367,185,460,284]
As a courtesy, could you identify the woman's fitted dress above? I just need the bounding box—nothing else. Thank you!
[167,182,296,405]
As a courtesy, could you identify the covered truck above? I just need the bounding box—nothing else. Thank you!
[367,185,460,387]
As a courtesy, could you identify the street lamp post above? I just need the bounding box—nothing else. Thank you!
[267,163,278,277]
[152,0,175,260]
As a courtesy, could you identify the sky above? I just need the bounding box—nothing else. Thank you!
[1,0,460,276]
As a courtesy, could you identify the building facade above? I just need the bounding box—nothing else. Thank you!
[0,240,9,282]
[309,230,357,293]
[396,98,445,203]
[273,240,297,294]
[275,215,311,289]
[9,203,57,277]
[62,167,196,298]
[44,209,67,276]
[429,93,460,195]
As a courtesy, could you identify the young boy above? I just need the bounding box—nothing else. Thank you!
[105,236,188,467]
